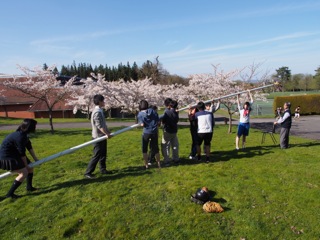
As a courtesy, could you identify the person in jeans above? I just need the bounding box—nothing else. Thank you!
[84,94,112,179]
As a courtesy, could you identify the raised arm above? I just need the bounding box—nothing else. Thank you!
[213,100,221,112]
[248,90,253,104]
[237,94,241,110]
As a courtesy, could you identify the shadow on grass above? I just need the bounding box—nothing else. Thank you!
[165,139,320,168]
[28,165,153,197]
[289,141,320,148]
[170,146,275,167]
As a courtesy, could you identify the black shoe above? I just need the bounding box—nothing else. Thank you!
[6,193,21,199]
[84,173,95,179]
[101,170,113,175]
[26,187,38,192]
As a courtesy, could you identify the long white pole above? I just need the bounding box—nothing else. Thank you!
[0,83,277,180]
[0,123,140,180]
[178,83,276,112]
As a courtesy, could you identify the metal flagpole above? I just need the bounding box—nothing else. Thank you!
[177,83,277,112]
[0,123,140,180]
[0,82,279,180]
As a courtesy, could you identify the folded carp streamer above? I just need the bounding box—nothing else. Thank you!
[202,201,224,213]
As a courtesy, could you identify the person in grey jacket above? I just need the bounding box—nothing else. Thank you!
[84,94,112,179]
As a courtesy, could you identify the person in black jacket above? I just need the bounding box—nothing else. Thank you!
[0,119,39,199]
[274,102,292,149]
[161,98,179,166]
[188,106,198,159]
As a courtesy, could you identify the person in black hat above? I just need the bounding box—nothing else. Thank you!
[0,119,39,199]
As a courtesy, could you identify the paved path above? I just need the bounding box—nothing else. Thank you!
[1,115,319,140]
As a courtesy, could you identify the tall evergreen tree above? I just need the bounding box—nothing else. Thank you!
[275,66,291,91]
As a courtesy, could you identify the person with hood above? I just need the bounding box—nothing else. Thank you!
[137,100,161,169]
[0,119,39,199]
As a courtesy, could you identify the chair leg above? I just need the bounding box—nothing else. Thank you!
[270,133,277,144]
[261,132,266,144]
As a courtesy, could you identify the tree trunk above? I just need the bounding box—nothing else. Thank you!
[87,106,90,120]
[228,114,233,134]
[48,109,54,134]
[134,110,138,123]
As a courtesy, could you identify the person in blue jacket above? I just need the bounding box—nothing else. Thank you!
[137,100,161,169]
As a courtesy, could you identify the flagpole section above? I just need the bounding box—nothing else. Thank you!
[178,83,276,112]
[0,123,140,180]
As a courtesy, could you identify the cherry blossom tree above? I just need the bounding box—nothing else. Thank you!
[67,73,120,119]
[67,63,268,133]
[3,65,74,133]
[68,74,164,120]
[184,64,268,133]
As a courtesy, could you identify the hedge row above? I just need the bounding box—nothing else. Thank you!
[273,94,320,115]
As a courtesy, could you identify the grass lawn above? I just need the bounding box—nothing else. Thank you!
[0,125,319,239]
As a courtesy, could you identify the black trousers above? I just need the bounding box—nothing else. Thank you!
[85,139,107,174]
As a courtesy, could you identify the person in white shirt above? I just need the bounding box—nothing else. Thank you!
[195,102,214,162]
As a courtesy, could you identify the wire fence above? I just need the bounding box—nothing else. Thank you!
[251,101,274,116]
[219,100,275,117]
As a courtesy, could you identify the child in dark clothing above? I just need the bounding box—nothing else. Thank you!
[161,98,179,166]
[0,119,39,198]
[188,106,198,159]
[147,105,158,165]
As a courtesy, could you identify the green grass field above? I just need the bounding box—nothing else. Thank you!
[0,125,320,239]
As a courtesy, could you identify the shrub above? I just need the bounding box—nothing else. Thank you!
[273,94,320,115]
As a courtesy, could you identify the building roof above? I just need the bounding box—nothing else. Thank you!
[0,78,73,111]
[0,79,36,105]
[28,98,73,112]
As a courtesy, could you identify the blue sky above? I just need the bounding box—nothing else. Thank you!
[1,0,319,77]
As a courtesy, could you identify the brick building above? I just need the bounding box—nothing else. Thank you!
[0,77,74,119]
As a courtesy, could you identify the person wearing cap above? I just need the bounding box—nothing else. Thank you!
[274,102,292,149]
[0,119,39,199]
